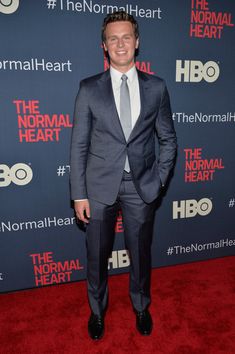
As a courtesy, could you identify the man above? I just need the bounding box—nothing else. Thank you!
[70,11,177,340]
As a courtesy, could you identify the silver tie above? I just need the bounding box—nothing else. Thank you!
[120,74,132,172]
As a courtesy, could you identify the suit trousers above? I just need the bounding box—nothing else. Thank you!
[86,171,157,316]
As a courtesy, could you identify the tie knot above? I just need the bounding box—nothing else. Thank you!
[121,74,128,82]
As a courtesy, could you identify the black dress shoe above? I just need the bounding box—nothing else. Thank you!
[88,313,104,340]
[136,310,153,335]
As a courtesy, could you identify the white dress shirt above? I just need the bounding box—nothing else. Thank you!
[110,65,141,129]
[75,65,141,202]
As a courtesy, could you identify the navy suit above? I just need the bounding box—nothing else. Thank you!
[70,69,177,315]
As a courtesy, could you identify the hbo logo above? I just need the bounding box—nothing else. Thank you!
[108,249,130,270]
[0,0,19,14]
[176,60,220,83]
[0,163,33,187]
[173,198,212,219]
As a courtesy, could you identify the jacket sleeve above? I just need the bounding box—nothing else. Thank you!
[155,81,177,186]
[70,81,92,200]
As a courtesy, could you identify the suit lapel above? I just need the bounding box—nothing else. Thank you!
[128,70,150,143]
[97,70,126,142]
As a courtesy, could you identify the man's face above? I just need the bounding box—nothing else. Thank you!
[103,21,139,73]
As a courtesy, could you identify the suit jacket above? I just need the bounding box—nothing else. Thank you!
[70,69,177,205]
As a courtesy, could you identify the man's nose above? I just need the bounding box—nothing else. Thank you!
[117,38,124,47]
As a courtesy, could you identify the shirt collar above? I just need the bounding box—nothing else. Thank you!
[110,65,137,85]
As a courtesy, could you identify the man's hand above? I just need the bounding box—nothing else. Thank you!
[74,200,90,223]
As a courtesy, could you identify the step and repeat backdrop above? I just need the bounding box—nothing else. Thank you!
[0,0,234,292]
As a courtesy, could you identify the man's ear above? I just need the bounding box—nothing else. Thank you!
[135,37,139,49]
[103,41,108,52]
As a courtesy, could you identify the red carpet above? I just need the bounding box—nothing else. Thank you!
[1,256,235,354]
